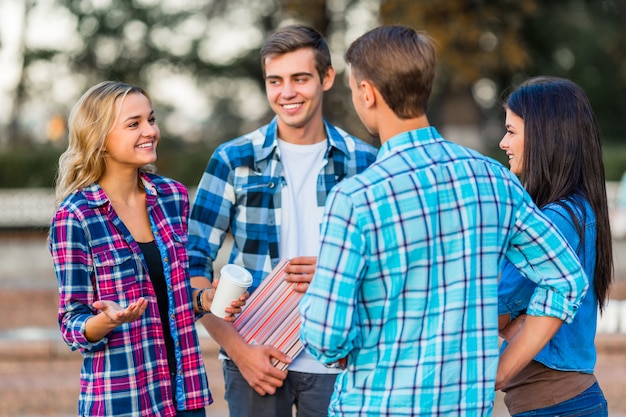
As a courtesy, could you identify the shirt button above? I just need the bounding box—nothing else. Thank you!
[163,257,168,263]
[268,182,275,188]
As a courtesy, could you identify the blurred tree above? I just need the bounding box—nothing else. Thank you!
[519,0,626,143]
[53,0,277,147]
[283,0,330,33]
[2,0,34,149]
[3,0,625,185]
[377,0,626,151]
[6,0,370,150]
[381,0,537,94]
[1,0,380,186]
[379,0,540,151]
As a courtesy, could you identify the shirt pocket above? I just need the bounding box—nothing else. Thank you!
[92,247,142,301]
[167,232,188,282]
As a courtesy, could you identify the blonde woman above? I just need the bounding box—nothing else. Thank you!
[49,81,243,417]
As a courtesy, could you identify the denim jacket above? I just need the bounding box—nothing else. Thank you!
[499,196,598,372]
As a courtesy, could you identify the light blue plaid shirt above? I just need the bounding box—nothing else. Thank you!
[300,127,588,416]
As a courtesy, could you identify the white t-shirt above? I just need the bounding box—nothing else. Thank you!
[277,138,339,374]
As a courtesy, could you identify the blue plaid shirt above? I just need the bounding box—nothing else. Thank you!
[300,127,588,416]
[188,117,378,292]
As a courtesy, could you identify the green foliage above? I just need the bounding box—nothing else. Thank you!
[2,0,625,186]
[154,140,216,188]
[2,139,624,190]
[0,145,62,188]
[519,0,626,143]
[603,143,626,182]
[0,142,216,189]
[0,141,222,188]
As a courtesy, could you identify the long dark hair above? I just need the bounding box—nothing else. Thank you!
[505,76,613,312]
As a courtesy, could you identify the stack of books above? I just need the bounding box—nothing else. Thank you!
[233,259,304,370]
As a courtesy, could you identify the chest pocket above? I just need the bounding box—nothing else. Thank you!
[92,247,142,302]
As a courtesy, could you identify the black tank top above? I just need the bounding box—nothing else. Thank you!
[137,241,177,376]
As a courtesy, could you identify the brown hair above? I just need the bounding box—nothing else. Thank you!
[345,25,436,118]
[260,24,332,82]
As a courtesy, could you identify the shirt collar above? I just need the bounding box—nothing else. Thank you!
[378,126,443,161]
[256,116,350,164]
[82,171,159,209]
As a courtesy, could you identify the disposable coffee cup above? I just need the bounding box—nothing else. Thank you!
[210,264,253,317]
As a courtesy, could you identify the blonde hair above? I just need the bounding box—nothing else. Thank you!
[54,81,155,207]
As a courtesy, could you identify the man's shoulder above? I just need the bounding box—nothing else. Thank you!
[329,161,379,197]
[212,123,274,167]
[326,122,377,155]
[219,124,269,150]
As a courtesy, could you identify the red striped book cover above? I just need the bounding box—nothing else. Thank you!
[233,259,304,370]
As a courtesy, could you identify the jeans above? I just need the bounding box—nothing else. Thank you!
[222,359,338,417]
[512,382,608,417]
[175,409,206,417]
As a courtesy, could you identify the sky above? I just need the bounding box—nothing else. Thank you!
[0,0,25,125]
[0,0,381,143]
[0,0,271,141]
[0,0,84,133]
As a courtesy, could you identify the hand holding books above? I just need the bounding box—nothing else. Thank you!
[233,259,304,370]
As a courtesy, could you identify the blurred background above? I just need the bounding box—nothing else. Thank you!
[0,0,625,190]
[2,1,626,416]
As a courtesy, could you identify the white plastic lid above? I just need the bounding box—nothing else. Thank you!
[220,264,253,287]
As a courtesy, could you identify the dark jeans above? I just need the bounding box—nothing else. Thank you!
[175,409,206,417]
[223,359,338,417]
[512,382,608,417]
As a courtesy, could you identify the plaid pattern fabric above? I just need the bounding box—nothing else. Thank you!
[188,116,378,292]
[300,127,588,416]
[49,173,211,417]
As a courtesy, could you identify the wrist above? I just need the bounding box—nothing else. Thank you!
[196,288,207,313]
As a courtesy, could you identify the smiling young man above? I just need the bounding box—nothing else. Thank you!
[187,25,378,417]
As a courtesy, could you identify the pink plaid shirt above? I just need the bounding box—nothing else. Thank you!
[49,173,212,416]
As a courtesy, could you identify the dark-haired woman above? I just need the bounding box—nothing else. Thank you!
[498,76,613,417]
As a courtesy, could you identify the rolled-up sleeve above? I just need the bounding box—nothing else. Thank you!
[504,195,588,324]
